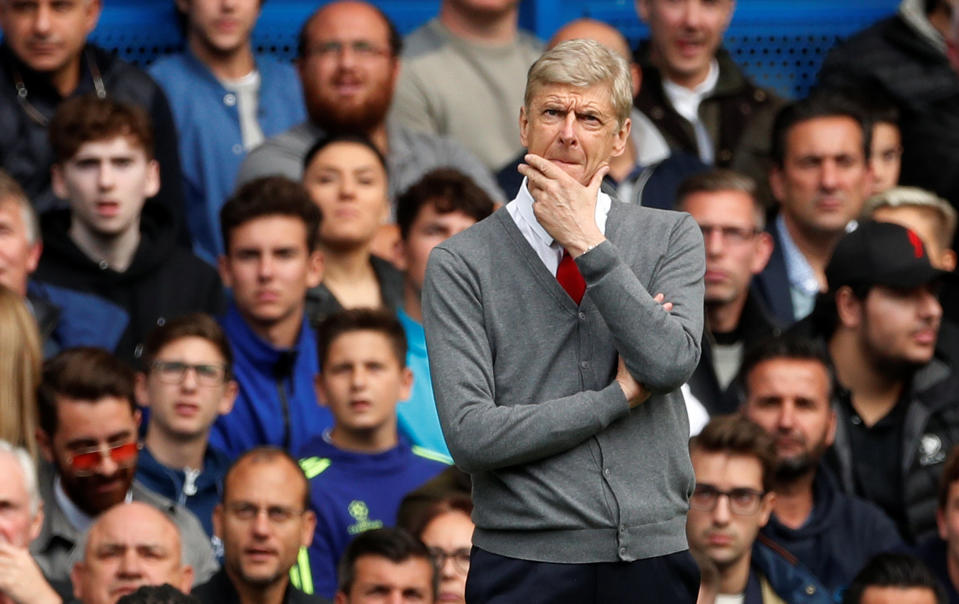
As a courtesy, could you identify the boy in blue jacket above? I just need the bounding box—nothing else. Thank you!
[295,308,449,599]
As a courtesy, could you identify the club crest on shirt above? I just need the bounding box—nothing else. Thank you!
[347,500,383,535]
[919,433,946,466]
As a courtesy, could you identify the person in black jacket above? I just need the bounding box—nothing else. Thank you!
[0,0,187,239]
[740,333,903,601]
[34,95,223,364]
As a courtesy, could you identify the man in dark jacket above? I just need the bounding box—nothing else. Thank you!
[810,221,959,544]
[687,414,830,603]
[633,0,783,197]
[741,333,903,600]
[33,95,223,364]
[676,169,778,419]
[0,0,186,236]
[818,0,959,245]
[914,444,959,603]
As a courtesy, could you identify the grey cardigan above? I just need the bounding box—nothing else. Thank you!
[422,203,704,563]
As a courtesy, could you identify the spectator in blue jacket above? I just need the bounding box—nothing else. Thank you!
[149,0,306,262]
[687,413,830,603]
[296,308,448,599]
[135,313,238,539]
[211,176,331,459]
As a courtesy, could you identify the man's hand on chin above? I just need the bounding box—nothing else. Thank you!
[519,153,607,256]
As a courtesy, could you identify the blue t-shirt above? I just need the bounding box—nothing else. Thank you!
[295,434,449,599]
[397,308,449,455]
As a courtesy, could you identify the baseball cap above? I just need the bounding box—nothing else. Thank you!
[825,220,949,291]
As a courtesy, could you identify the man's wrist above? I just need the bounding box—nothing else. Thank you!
[567,235,605,258]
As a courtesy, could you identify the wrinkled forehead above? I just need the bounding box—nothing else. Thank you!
[87,509,181,556]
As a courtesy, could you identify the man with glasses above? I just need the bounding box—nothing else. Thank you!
[740,333,902,601]
[135,313,238,539]
[236,0,503,206]
[32,347,217,586]
[192,446,329,603]
[687,413,829,603]
[676,169,778,421]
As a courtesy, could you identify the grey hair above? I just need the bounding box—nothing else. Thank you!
[524,38,633,127]
[0,171,39,246]
[863,185,957,248]
[0,439,39,516]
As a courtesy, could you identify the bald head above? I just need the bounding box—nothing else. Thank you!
[72,502,193,604]
[549,19,632,61]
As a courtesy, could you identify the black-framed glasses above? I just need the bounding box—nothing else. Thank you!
[697,224,760,245]
[151,361,227,386]
[66,441,141,477]
[428,547,470,575]
[690,484,765,515]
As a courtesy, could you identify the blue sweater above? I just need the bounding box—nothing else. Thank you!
[135,444,230,538]
[396,308,449,455]
[210,304,332,459]
[295,434,449,599]
[149,51,305,261]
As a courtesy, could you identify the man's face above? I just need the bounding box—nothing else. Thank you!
[770,116,870,238]
[637,0,735,88]
[37,396,140,517]
[871,205,957,271]
[136,336,237,442]
[219,216,323,332]
[297,1,397,131]
[0,0,100,76]
[402,203,478,296]
[336,555,434,604]
[71,503,192,604]
[317,330,412,437]
[52,137,159,239]
[0,453,42,548]
[870,122,902,195]
[686,450,773,575]
[0,198,40,296]
[856,284,943,370]
[682,189,771,310]
[741,358,835,480]
[302,141,388,251]
[178,0,260,57]
[520,82,630,186]
[214,458,315,590]
[446,0,517,19]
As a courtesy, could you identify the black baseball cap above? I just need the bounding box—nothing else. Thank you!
[825,220,949,291]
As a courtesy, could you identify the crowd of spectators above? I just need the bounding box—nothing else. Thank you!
[0,0,958,602]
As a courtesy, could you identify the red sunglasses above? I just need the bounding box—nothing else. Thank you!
[66,441,141,477]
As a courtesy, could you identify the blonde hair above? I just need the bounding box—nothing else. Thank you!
[524,38,633,127]
[0,285,42,459]
[863,186,957,250]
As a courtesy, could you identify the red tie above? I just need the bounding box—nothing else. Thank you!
[556,250,586,304]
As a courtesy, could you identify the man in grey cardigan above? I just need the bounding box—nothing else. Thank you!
[423,39,705,602]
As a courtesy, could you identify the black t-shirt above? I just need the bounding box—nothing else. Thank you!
[840,387,908,534]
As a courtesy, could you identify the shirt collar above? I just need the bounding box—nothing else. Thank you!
[662,58,720,117]
[509,178,612,248]
[776,213,820,296]
[54,476,133,534]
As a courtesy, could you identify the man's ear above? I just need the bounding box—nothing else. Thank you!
[36,428,54,464]
[751,231,774,275]
[314,375,328,409]
[218,380,239,416]
[134,372,150,408]
[942,249,957,272]
[218,255,234,289]
[51,164,68,201]
[835,286,863,329]
[768,166,785,204]
[519,106,529,148]
[84,0,103,35]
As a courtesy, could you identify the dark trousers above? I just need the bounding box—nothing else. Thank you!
[465,546,700,603]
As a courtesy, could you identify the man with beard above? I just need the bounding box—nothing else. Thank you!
[740,333,902,600]
[31,347,217,586]
[236,0,503,205]
[810,220,959,544]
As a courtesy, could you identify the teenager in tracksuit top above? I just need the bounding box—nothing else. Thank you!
[210,176,332,459]
[295,309,449,599]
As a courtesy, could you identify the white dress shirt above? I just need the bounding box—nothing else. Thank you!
[506,178,611,275]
